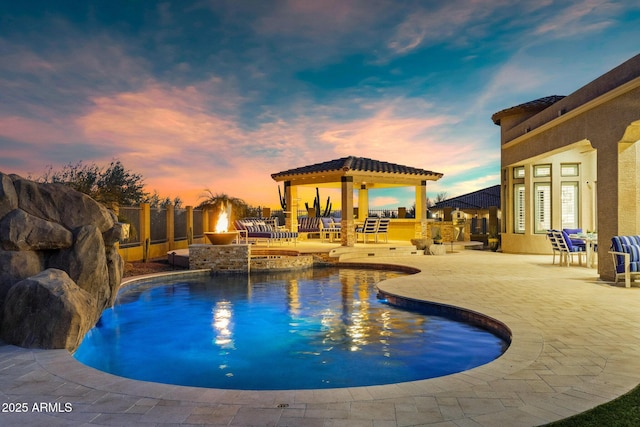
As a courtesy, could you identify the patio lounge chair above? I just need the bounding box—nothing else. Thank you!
[609,235,640,287]
[320,217,341,242]
[298,217,322,238]
[234,218,298,247]
[356,217,379,243]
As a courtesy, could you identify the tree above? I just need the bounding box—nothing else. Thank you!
[144,190,183,208]
[197,190,259,220]
[96,160,146,208]
[38,159,147,208]
[44,161,100,196]
[435,192,448,204]
[407,203,416,218]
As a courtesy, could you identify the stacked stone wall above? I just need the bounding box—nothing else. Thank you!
[251,254,313,271]
[189,244,250,273]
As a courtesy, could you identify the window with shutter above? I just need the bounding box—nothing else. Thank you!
[514,184,525,233]
[534,183,550,233]
[561,182,579,229]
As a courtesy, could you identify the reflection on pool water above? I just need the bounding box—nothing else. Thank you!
[74,268,509,390]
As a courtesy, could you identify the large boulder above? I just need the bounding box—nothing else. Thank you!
[105,246,125,307]
[10,175,116,233]
[0,250,44,314]
[0,172,124,351]
[0,173,18,219]
[102,221,129,245]
[48,225,111,311]
[0,269,99,351]
[0,209,73,251]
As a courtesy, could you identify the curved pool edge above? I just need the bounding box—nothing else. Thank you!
[376,289,513,344]
[105,265,538,397]
[372,290,544,395]
[81,266,510,391]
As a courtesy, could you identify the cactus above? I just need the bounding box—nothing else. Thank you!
[322,196,332,217]
[278,185,287,210]
[306,188,331,217]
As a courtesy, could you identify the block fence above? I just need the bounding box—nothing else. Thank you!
[116,204,479,262]
[116,203,213,262]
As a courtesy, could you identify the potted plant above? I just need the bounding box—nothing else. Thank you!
[432,227,443,244]
[488,227,500,252]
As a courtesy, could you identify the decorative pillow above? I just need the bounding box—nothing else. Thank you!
[563,228,582,236]
[622,244,640,262]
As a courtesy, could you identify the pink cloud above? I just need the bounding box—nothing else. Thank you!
[2,73,498,209]
[72,81,501,207]
[370,196,400,208]
[74,82,322,206]
[316,101,461,170]
[0,115,79,147]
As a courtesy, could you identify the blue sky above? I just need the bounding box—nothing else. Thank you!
[1,0,639,208]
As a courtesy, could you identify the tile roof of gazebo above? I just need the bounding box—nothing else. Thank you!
[271,156,443,187]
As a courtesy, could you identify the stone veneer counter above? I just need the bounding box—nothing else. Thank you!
[250,249,313,271]
[188,244,313,273]
[189,244,250,273]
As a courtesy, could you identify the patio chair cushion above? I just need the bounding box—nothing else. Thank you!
[623,244,640,262]
[611,235,640,251]
[298,217,321,232]
[320,217,333,229]
[246,223,273,233]
[616,243,640,273]
[562,228,586,248]
[610,236,640,273]
[563,228,582,235]
[234,220,250,230]
[561,230,583,252]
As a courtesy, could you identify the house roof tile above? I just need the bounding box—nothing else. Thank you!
[432,184,501,210]
[491,95,566,125]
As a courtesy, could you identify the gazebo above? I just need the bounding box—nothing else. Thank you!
[271,156,443,246]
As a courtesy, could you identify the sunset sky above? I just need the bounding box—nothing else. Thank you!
[1,1,639,209]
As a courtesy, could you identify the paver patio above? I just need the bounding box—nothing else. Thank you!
[2,248,640,426]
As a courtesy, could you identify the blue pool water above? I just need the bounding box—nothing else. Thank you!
[74,268,508,390]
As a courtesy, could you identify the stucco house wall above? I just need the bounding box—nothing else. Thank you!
[493,54,640,281]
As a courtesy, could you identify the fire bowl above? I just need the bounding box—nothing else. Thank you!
[204,232,238,245]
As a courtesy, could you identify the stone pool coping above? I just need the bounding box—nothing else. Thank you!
[2,250,640,426]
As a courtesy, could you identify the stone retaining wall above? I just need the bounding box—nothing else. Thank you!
[251,253,313,271]
[189,244,250,273]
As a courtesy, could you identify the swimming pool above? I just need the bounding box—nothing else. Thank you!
[74,268,509,390]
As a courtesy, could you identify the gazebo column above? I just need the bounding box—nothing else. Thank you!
[358,184,368,221]
[340,176,355,246]
[415,180,428,238]
[284,181,299,232]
